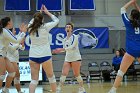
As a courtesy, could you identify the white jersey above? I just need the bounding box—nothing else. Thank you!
[63,34,81,62]
[0,28,25,57]
[6,43,25,62]
[28,15,59,58]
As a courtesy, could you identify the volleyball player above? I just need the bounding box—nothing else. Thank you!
[108,0,140,93]
[0,17,27,93]
[28,5,59,93]
[3,28,25,93]
[53,23,86,93]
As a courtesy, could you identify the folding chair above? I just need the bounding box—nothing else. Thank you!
[88,62,102,82]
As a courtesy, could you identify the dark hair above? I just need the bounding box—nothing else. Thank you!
[0,17,11,34]
[9,28,13,31]
[115,50,120,56]
[28,12,43,35]
[66,22,74,30]
[9,28,13,32]
[130,9,140,28]
[119,48,126,57]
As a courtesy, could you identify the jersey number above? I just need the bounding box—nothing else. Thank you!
[135,27,140,34]
[36,31,39,37]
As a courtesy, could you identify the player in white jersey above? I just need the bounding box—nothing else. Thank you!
[53,23,86,93]
[5,28,25,93]
[28,5,59,93]
[0,17,27,93]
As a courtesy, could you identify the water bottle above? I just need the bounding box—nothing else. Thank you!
[87,75,90,83]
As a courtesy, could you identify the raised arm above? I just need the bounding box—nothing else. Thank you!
[4,23,27,43]
[133,2,140,12]
[4,30,25,44]
[121,0,136,25]
[122,0,136,9]
[43,5,54,18]
[43,5,59,31]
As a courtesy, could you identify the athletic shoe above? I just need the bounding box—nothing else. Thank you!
[78,87,86,93]
[18,91,25,93]
[56,86,61,93]
[108,87,116,93]
[1,88,9,93]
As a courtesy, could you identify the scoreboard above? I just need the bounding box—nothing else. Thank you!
[36,0,63,11]
[70,0,95,10]
[5,0,30,11]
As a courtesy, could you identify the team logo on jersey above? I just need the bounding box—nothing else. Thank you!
[73,28,98,48]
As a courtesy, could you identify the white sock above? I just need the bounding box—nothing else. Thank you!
[112,87,117,91]
[18,91,23,93]
[3,87,9,92]
[79,87,85,91]
[29,84,37,93]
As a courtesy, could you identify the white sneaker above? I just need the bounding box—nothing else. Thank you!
[18,91,25,93]
[108,87,116,93]
[1,88,9,93]
[78,87,86,93]
[56,86,61,93]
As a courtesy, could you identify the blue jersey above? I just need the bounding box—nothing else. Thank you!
[121,7,140,57]
[112,56,122,65]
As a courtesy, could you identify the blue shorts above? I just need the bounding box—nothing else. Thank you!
[29,56,51,64]
[127,50,140,58]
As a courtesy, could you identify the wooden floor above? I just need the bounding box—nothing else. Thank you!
[1,81,140,93]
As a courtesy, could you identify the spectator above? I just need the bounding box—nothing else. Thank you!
[112,50,123,72]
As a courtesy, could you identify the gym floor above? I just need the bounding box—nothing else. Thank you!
[1,81,140,93]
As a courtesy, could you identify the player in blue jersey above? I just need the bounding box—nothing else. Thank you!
[28,5,59,93]
[0,17,27,93]
[108,0,140,93]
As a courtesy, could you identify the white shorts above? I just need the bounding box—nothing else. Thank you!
[7,56,19,63]
[7,53,19,63]
[65,59,82,63]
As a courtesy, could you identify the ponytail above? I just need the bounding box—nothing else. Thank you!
[0,17,11,34]
[130,9,140,28]
[130,18,140,28]
[28,12,43,35]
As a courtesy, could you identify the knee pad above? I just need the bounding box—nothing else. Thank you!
[76,76,83,83]
[14,77,20,84]
[117,70,124,78]
[8,72,16,77]
[30,80,38,85]
[48,75,56,83]
[0,75,6,81]
[60,75,66,83]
